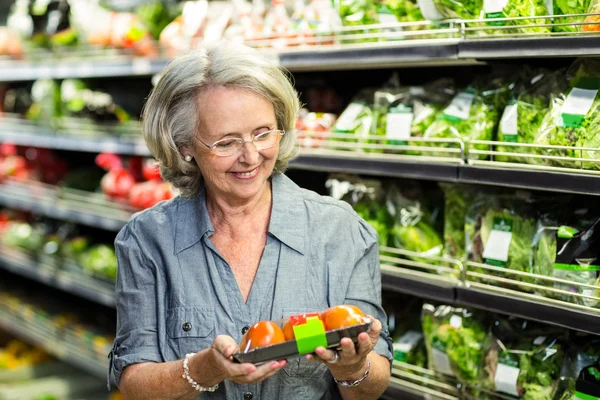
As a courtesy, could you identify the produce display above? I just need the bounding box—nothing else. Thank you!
[0,213,118,282]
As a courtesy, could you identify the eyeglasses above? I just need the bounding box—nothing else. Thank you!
[198,129,286,157]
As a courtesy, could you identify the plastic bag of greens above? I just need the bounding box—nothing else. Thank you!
[375,79,455,155]
[482,0,551,34]
[532,215,600,308]
[424,75,514,160]
[466,194,537,288]
[332,90,377,152]
[326,175,392,247]
[422,304,488,384]
[553,0,593,33]
[386,183,443,263]
[432,0,483,19]
[497,69,563,164]
[25,79,61,126]
[384,295,428,367]
[481,317,566,399]
[373,86,411,149]
[440,183,472,260]
[534,59,600,171]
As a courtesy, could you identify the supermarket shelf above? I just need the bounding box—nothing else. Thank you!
[0,246,116,308]
[456,286,600,336]
[291,152,460,181]
[458,165,600,196]
[278,40,461,71]
[0,311,107,380]
[0,127,150,156]
[381,265,456,303]
[0,58,169,82]
[458,36,600,60]
[0,180,131,231]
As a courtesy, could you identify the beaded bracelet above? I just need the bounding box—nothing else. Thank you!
[333,359,371,388]
[182,353,219,392]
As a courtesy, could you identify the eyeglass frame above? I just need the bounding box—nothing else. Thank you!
[196,129,286,157]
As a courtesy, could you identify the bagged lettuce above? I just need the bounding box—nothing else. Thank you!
[424,75,514,159]
[556,334,600,400]
[374,79,455,154]
[432,0,483,19]
[326,175,392,247]
[496,69,561,163]
[534,59,600,170]
[483,0,551,34]
[332,90,377,152]
[422,304,488,385]
[553,0,593,32]
[481,317,566,399]
[440,183,471,260]
[465,193,538,288]
[386,183,444,262]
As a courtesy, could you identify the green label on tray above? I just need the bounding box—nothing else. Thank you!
[293,316,327,355]
[557,225,578,239]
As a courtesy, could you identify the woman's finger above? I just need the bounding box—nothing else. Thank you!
[314,346,338,363]
[339,337,357,359]
[356,332,373,357]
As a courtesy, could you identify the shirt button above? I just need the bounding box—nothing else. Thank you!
[243,392,253,400]
[182,322,192,332]
[241,326,249,334]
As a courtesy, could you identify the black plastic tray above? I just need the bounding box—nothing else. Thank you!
[233,321,372,364]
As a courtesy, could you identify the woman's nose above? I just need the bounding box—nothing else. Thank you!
[238,141,260,164]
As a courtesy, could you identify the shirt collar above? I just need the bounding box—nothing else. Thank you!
[174,174,305,255]
[268,174,305,255]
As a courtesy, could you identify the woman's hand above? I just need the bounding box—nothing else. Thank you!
[193,334,287,386]
[305,316,381,381]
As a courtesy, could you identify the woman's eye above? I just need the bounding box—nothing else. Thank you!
[215,139,238,149]
[255,131,272,141]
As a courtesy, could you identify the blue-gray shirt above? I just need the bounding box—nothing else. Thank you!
[109,173,393,399]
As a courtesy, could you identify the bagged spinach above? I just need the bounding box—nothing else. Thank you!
[481,317,566,399]
[424,75,514,159]
[422,304,488,384]
[534,59,600,171]
[326,175,392,247]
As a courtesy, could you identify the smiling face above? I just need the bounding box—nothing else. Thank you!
[186,86,279,205]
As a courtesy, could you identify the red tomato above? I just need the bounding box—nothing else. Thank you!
[282,312,321,341]
[322,305,366,331]
[239,321,285,352]
[142,158,162,181]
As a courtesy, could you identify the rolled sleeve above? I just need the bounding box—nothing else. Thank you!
[344,221,394,368]
[110,223,163,388]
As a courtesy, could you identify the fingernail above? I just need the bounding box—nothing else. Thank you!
[247,366,256,373]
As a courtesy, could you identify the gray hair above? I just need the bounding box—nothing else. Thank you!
[142,41,300,198]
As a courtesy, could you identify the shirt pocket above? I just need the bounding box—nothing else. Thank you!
[166,307,215,358]
[280,308,329,379]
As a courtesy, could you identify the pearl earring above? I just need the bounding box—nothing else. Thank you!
[184,155,192,162]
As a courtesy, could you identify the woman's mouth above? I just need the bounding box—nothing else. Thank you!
[231,167,259,179]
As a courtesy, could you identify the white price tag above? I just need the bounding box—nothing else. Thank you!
[432,348,454,376]
[484,0,509,13]
[483,230,512,263]
[500,104,518,135]
[495,363,520,396]
[133,59,152,75]
[378,12,398,24]
[450,315,463,329]
[444,92,475,120]
[386,112,413,140]
[562,87,598,117]
[335,103,366,131]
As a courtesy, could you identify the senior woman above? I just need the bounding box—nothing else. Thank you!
[108,40,393,400]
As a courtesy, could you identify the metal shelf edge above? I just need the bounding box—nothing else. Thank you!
[458,165,600,195]
[381,270,457,303]
[458,36,600,59]
[456,286,600,335]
